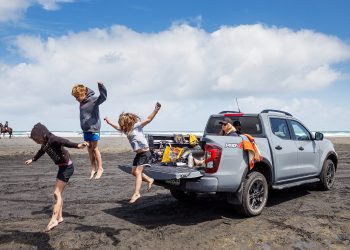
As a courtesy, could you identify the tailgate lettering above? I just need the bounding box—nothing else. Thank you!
[225,143,238,148]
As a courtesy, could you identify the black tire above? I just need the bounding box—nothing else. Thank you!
[319,159,336,190]
[170,189,197,202]
[236,172,268,217]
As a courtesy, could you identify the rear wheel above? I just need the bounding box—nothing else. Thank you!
[170,189,197,202]
[236,172,268,217]
[319,159,336,190]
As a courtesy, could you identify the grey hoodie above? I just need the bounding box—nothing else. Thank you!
[79,83,107,132]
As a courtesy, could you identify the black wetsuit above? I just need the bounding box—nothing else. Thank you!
[31,123,79,182]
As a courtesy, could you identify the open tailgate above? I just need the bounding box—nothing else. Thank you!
[118,164,203,180]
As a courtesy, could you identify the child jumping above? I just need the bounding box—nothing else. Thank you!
[104,102,161,203]
[25,123,87,232]
[72,82,107,180]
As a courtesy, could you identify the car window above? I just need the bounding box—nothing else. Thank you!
[205,116,262,135]
[290,120,311,141]
[270,118,291,140]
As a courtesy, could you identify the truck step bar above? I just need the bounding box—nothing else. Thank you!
[272,178,320,190]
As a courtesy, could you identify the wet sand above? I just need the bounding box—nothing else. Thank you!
[0,137,349,249]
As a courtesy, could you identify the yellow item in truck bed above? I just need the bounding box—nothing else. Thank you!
[189,134,199,147]
[161,145,184,163]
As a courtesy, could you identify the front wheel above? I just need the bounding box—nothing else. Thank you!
[319,159,336,190]
[236,172,268,217]
[170,189,197,202]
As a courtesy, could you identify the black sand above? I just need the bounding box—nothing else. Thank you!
[0,137,349,249]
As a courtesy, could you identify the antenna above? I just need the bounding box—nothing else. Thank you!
[235,97,241,112]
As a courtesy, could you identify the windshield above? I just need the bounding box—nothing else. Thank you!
[205,116,263,136]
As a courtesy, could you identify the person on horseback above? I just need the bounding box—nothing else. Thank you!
[4,121,8,132]
[0,121,13,138]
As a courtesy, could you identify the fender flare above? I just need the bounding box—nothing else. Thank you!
[228,158,274,205]
[322,151,338,171]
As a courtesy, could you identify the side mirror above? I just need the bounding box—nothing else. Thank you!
[314,132,324,141]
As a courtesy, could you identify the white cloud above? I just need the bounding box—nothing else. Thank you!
[235,96,350,131]
[0,0,75,22]
[37,0,74,10]
[0,0,30,22]
[0,24,350,131]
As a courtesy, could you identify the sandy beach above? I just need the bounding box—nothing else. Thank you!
[0,136,349,249]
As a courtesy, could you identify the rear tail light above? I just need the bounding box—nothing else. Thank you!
[204,144,222,173]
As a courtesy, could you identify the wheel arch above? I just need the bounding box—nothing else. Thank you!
[325,151,338,171]
[248,159,274,186]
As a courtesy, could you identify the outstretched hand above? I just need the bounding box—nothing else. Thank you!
[97,81,104,86]
[78,142,89,149]
[104,117,110,124]
[25,159,33,165]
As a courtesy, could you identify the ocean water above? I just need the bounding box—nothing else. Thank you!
[10,131,204,138]
[7,131,350,138]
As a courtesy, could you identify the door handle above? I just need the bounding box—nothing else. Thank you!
[298,147,304,151]
[275,145,282,150]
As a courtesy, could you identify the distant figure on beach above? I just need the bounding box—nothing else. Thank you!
[104,102,161,203]
[72,82,107,180]
[25,123,87,232]
[0,122,13,138]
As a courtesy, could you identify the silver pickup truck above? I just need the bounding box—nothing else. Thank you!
[119,109,338,217]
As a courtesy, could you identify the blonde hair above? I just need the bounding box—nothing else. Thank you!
[220,123,236,135]
[118,112,140,134]
[71,84,87,97]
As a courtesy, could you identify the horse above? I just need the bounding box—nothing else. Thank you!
[0,123,13,138]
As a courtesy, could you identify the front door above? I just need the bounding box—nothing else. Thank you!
[289,120,319,176]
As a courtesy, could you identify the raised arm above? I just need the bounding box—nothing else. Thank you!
[96,82,107,105]
[140,102,161,128]
[104,117,121,131]
[52,136,87,149]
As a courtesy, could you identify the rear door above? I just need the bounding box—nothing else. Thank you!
[118,164,203,180]
[269,117,299,182]
[289,120,319,176]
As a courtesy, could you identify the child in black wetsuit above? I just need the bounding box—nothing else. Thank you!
[25,123,87,232]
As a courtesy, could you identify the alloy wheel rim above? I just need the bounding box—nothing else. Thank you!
[248,179,265,211]
[326,163,335,187]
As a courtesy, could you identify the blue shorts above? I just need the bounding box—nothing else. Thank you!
[83,132,100,141]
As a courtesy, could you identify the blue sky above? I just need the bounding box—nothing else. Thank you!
[0,0,350,131]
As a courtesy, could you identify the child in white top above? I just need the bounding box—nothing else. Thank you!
[104,102,161,203]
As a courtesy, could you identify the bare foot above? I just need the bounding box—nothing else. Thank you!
[129,193,141,204]
[89,171,97,180]
[58,218,64,224]
[44,219,58,232]
[94,168,104,179]
[147,178,154,192]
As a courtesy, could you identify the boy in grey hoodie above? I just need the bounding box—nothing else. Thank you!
[72,82,107,179]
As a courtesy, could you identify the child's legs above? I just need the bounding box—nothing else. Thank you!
[58,199,63,221]
[141,173,153,183]
[131,167,151,183]
[90,141,102,171]
[132,166,144,195]
[87,142,97,171]
[52,179,67,221]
